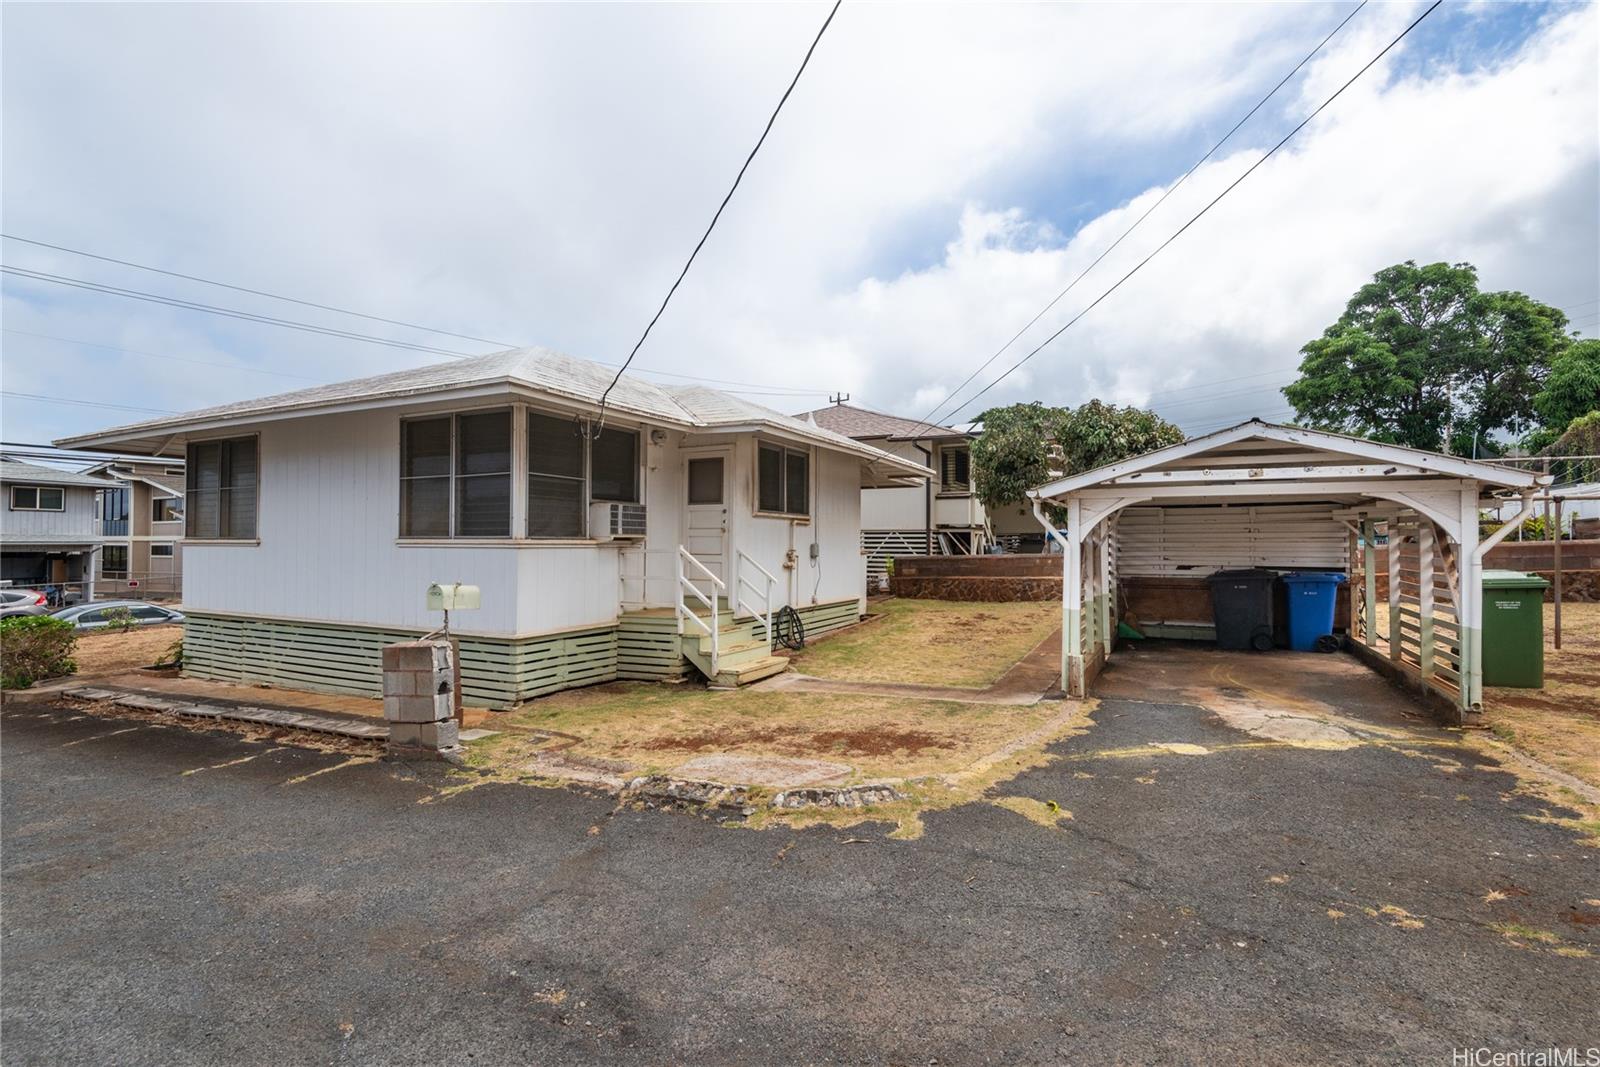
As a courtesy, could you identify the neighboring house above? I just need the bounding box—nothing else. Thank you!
[80,458,186,600]
[0,458,116,601]
[59,348,928,707]
[797,403,988,590]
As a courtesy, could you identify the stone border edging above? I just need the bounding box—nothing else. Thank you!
[624,774,905,814]
[59,686,390,741]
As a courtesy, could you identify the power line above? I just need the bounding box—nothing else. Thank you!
[905,0,1370,438]
[0,234,518,348]
[1,266,477,359]
[1,390,178,414]
[593,0,842,431]
[934,1,1443,427]
[2,328,320,380]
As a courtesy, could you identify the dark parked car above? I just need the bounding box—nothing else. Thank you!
[50,601,186,631]
[0,589,52,619]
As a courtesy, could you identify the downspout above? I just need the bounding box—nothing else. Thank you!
[1466,489,1538,709]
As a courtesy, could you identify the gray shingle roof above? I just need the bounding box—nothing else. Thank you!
[0,459,117,488]
[54,348,930,480]
[796,403,969,441]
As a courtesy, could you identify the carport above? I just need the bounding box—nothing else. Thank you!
[1026,420,1547,721]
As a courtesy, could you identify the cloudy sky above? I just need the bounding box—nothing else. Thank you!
[2,1,1596,450]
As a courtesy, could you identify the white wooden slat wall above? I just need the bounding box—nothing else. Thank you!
[1116,504,1349,577]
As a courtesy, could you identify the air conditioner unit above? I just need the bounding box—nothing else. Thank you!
[590,502,647,540]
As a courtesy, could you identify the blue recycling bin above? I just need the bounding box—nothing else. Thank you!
[1281,571,1348,651]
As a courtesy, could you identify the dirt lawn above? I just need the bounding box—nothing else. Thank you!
[789,598,1058,688]
[1483,602,1600,791]
[69,624,182,676]
[473,681,1063,784]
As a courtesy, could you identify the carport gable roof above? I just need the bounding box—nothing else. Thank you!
[1028,420,1543,501]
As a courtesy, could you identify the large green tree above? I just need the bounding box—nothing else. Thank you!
[1524,338,1600,452]
[971,400,1184,521]
[1283,261,1570,452]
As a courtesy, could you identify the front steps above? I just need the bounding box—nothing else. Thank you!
[677,604,787,688]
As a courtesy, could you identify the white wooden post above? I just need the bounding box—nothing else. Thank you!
[1362,517,1378,648]
[1418,521,1436,682]
[1387,520,1402,661]
[1064,497,1083,696]
[1099,519,1114,659]
[1459,486,1483,712]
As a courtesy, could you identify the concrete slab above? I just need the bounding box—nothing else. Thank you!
[670,753,853,788]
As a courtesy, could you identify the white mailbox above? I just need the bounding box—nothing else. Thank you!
[426,582,481,612]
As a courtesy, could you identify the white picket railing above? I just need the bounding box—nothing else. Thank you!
[735,549,776,650]
[676,545,725,675]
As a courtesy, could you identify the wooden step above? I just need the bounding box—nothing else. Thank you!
[709,654,789,688]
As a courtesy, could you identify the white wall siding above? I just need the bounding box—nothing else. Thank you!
[0,485,98,539]
[1116,503,1350,577]
[183,410,620,637]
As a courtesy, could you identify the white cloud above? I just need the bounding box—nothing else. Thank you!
[1,2,1594,445]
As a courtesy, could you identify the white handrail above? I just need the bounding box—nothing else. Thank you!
[735,549,776,649]
[676,546,726,675]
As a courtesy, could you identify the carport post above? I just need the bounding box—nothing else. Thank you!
[1064,497,1083,696]
[1361,517,1378,647]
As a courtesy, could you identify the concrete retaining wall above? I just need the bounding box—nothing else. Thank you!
[889,554,1061,602]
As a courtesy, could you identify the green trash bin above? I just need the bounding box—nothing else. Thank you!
[1480,570,1549,689]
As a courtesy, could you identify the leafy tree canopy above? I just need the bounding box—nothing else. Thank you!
[971,400,1184,519]
[1283,261,1571,453]
[1525,338,1600,452]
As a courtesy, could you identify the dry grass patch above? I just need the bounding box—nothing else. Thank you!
[72,624,182,676]
[477,681,1062,783]
[1482,602,1600,791]
[789,598,1058,688]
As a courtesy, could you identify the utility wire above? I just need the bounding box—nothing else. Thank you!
[0,234,517,348]
[1,266,476,358]
[935,1,1443,428]
[592,0,841,432]
[904,0,1370,438]
[1,390,178,414]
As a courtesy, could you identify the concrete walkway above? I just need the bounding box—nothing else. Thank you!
[770,627,1062,705]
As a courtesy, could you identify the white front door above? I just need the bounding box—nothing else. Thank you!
[684,452,729,599]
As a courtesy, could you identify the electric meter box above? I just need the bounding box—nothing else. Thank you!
[427,583,481,612]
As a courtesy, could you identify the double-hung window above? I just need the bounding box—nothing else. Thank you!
[9,486,64,511]
[186,436,258,540]
[401,411,512,538]
[101,545,129,579]
[756,442,809,517]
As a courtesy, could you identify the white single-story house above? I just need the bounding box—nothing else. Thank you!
[1027,420,1547,721]
[58,348,928,706]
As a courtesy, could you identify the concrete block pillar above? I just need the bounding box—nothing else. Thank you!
[381,639,460,757]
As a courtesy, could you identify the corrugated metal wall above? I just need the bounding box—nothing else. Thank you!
[1116,503,1349,577]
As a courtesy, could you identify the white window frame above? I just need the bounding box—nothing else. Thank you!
[9,485,65,511]
[185,433,260,542]
[753,441,812,520]
[399,408,515,541]
[937,443,972,495]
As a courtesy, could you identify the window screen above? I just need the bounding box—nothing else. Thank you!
[401,417,451,537]
[757,443,809,516]
[527,411,585,538]
[687,457,723,505]
[455,411,511,537]
[590,428,639,503]
[186,437,258,539]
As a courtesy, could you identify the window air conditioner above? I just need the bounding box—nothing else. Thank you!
[590,502,647,540]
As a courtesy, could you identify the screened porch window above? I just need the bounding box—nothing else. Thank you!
[526,411,586,538]
[186,436,258,540]
[400,411,513,538]
[757,442,809,517]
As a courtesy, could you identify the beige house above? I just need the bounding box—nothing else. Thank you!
[797,403,988,590]
[83,458,185,600]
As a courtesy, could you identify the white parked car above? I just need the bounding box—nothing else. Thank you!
[50,601,186,631]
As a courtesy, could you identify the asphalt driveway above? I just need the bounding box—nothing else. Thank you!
[3,654,1597,1065]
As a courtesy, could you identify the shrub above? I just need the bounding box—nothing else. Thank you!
[100,606,136,633]
[0,615,78,689]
